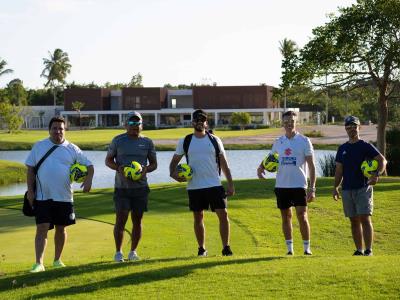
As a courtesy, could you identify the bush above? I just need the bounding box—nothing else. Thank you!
[304,130,324,138]
[318,153,336,177]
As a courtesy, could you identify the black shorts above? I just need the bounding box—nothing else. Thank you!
[113,187,150,212]
[188,186,227,212]
[274,188,307,210]
[35,200,76,230]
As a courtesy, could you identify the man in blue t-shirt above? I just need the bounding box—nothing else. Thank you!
[333,116,386,256]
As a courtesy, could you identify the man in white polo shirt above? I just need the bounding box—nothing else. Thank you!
[169,109,235,257]
[257,110,316,255]
[25,117,94,273]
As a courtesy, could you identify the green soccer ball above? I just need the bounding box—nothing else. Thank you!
[361,160,378,178]
[262,152,279,173]
[177,163,193,181]
[124,161,142,181]
[70,163,88,183]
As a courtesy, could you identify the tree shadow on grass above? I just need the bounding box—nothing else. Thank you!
[1,256,283,297]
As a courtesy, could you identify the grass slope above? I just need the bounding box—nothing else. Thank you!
[0,178,399,299]
[0,160,26,185]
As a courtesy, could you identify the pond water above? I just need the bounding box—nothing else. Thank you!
[0,150,336,196]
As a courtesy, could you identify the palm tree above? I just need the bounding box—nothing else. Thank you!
[279,38,298,111]
[41,49,71,111]
[0,58,13,78]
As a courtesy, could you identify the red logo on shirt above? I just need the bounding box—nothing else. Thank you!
[284,148,292,156]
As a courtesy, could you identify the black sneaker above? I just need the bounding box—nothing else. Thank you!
[364,249,373,256]
[286,251,293,256]
[304,251,312,255]
[198,247,207,257]
[222,245,233,256]
[353,250,364,256]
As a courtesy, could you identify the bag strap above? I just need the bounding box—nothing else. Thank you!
[34,145,59,174]
[206,131,221,175]
[183,134,193,164]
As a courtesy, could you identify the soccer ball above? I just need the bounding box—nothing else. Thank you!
[124,161,142,181]
[361,160,378,178]
[262,152,279,172]
[177,163,193,180]
[70,163,88,183]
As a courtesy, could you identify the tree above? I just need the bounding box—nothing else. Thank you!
[0,58,13,78]
[6,79,28,106]
[279,39,299,111]
[72,101,85,129]
[41,49,72,109]
[0,102,24,132]
[231,112,251,130]
[128,73,143,87]
[283,0,400,157]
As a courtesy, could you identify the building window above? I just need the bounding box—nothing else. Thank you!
[135,96,141,109]
[171,98,176,108]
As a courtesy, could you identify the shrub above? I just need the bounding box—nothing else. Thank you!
[386,126,400,176]
[318,153,336,177]
[304,130,324,138]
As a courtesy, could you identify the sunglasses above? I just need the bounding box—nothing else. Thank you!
[194,117,207,123]
[127,121,142,126]
[345,124,358,130]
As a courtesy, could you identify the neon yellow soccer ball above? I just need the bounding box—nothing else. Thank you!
[262,152,279,173]
[70,163,88,183]
[361,160,378,178]
[124,161,142,181]
[177,163,193,181]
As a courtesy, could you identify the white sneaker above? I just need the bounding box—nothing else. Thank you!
[114,251,124,262]
[128,250,140,261]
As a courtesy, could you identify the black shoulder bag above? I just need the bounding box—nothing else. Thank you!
[23,145,59,216]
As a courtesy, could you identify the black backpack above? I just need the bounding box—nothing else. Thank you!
[183,131,221,175]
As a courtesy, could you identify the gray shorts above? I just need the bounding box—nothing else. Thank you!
[342,186,373,218]
[113,187,150,212]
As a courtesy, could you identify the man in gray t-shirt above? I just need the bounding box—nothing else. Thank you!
[105,111,157,262]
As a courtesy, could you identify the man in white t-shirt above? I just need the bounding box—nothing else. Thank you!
[169,109,235,256]
[257,111,316,255]
[25,117,94,273]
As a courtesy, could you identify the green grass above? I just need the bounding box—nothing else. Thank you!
[0,128,281,150]
[0,160,26,185]
[0,178,399,299]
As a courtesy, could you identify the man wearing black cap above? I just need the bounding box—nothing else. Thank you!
[333,116,386,256]
[169,109,235,256]
[105,111,157,262]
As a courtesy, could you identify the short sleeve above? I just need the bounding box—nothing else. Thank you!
[366,143,380,159]
[25,143,38,167]
[107,138,117,157]
[72,144,92,166]
[304,137,314,157]
[335,146,343,163]
[215,136,226,156]
[175,138,185,156]
[147,139,157,160]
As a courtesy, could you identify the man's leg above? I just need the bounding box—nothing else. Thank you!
[35,223,49,264]
[350,216,363,251]
[360,214,373,251]
[114,210,129,252]
[130,211,144,251]
[280,208,293,240]
[295,206,311,254]
[54,225,67,261]
[193,211,205,248]
[215,208,230,247]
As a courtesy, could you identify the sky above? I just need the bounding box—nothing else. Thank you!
[0,0,356,89]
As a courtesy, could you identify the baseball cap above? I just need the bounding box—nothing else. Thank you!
[127,111,142,121]
[344,116,360,126]
[192,109,207,120]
